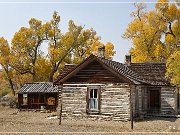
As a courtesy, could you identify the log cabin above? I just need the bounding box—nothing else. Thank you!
[54,52,180,121]
[18,82,58,111]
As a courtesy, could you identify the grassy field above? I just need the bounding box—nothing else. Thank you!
[0,106,180,134]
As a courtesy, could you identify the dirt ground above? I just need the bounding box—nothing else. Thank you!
[0,106,180,134]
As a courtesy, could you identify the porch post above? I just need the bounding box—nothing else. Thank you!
[177,86,180,114]
[38,93,40,110]
[130,85,134,130]
[58,84,63,125]
[44,93,46,106]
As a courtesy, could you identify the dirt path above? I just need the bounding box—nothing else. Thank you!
[0,106,180,134]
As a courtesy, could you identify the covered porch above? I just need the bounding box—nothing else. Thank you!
[134,86,177,117]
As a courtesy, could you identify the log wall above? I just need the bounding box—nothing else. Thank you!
[161,86,176,115]
[60,83,131,121]
[58,83,177,121]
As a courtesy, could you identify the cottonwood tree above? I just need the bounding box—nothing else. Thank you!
[11,18,51,81]
[33,56,51,82]
[88,41,115,59]
[0,37,15,95]
[48,18,98,81]
[48,17,116,81]
[10,11,116,82]
[123,0,180,62]
[72,37,115,63]
[166,50,180,85]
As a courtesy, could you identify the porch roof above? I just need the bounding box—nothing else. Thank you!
[18,82,58,94]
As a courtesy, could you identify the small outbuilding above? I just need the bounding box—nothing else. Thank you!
[18,82,58,111]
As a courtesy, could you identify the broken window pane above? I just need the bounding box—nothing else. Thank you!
[90,89,93,98]
[94,89,97,98]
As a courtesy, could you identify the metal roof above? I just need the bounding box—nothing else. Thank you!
[18,82,58,94]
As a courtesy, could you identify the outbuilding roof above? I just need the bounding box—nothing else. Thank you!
[18,82,58,94]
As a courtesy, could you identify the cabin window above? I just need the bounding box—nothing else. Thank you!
[23,94,28,105]
[89,89,98,110]
[87,86,100,113]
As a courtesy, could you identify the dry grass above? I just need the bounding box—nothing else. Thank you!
[0,106,180,134]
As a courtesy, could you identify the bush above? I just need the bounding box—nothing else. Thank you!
[0,88,11,97]
[0,95,18,108]
[9,98,18,108]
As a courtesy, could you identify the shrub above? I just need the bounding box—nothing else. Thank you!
[0,88,11,97]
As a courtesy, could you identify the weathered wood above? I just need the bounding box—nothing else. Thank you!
[18,93,57,110]
[178,89,180,112]
[59,103,62,125]
[130,85,133,130]
[58,85,63,125]
[65,61,127,83]
[160,86,176,115]
[60,83,131,121]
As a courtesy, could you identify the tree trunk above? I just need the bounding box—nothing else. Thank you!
[49,71,54,82]
[2,66,15,96]
[8,78,15,96]
[49,63,58,82]
[32,73,36,82]
[31,63,36,82]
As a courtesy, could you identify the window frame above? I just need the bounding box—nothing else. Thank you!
[86,86,101,114]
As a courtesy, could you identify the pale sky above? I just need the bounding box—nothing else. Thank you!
[0,0,164,62]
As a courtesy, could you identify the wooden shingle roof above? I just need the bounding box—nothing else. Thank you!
[56,64,76,81]
[129,63,169,85]
[97,57,147,84]
[54,55,169,86]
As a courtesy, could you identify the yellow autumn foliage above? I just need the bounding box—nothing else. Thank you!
[166,50,180,85]
[123,1,179,63]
